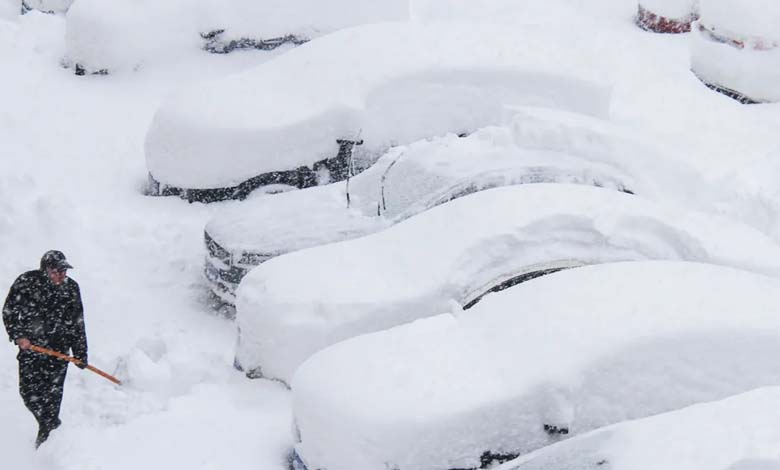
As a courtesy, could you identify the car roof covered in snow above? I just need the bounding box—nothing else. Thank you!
[508,386,780,470]
[206,107,706,254]
[64,0,409,72]
[292,261,780,470]
[144,20,616,189]
[234,184,780,383]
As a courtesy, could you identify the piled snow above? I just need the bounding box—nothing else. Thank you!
[235,184,780,383]
[700,0,780,40]
[292,262,780,470]
[65,0,203,73]
[690,1,780,102]
[639,0,697,19]
[64,0,408,73]
[207,107,699,259]
[205,183,387,256]
[145,21,615,190]
[24,0,73,14]
[509,387,780,470]
[0,0,17,20]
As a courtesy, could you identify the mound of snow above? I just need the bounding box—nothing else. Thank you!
[145,21,614,190]
[510,387,780,470]
[235,184,780,383]
[292,262,780,470]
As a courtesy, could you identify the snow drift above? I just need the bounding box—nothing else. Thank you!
[292,262,780,470]
[235,184,780,383]
[144,21,614,193]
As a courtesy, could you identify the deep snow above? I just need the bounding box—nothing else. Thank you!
[2,1,780,470]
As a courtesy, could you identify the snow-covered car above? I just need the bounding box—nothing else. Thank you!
[234,184,780,383]
[63,0,408,74]
[508,386,780,470]
[290,261,780,470]
[636,0,699,33]
[144,21,615,202]
[205,107,689,305]
[690,0,780,103]
[22,0,72,15]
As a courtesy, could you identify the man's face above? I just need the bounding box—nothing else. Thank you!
[46,267,67,285]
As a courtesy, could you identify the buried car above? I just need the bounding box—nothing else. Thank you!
[234,184,780,383]
[290,261,780,470]
[690,0,780,103]
[204,107,699,305]
[507,386,780,470]
[635,0,699,33]
[63,0,408,74]
[144,20,616,202]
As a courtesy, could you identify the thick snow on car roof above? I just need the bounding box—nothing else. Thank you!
[145,20,614,189]
[235,184,780,383]
[509,387,780,470]
[691,0,780,103]
[292,262,780,470]
[700,0,780,40]
[206,107,697,255]
[64,0,408,73]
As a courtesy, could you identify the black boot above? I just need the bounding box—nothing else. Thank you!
[35,427,50,449]
[34,418,60,449]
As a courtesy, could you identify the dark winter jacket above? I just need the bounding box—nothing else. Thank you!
[3,270,88,363]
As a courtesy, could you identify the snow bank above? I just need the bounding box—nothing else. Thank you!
[0,0,17,20]
[145,21,613,190]
[65,0,203,73]
[700,0,780,40]
[64,0,408,73]
[509,387,780,470]
[292,262,780,470]
[208,106,687,256]
[690,1,780,102]
[235,184,780,383]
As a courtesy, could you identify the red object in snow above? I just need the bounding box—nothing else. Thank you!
[636,3,699,34]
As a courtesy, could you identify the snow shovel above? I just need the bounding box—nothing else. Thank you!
[30,344,122,385]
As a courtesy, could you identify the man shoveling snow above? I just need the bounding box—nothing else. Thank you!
[2,250,88,448]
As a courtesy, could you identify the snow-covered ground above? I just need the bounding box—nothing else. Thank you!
[1,12,292,470]
[2,1,780,469]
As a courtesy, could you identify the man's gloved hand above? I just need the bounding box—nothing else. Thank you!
[76,359,88,369]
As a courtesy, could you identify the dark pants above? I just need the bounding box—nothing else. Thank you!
[18,350,68,439]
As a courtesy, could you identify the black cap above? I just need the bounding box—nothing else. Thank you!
[40,250,74,270]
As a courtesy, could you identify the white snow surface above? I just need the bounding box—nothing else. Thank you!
[508,387,780,470]
[4,2,780,470]
[25,0,73,14]
[639,0,697,18]
[292,262,780,470]
[700,0,780,40]
[64,0,409,73]
[690,1,780,102]
[235,184,780,383]
[145,20,614,189]
[207,106,703,257]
